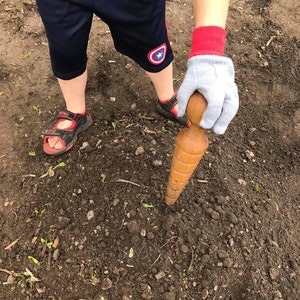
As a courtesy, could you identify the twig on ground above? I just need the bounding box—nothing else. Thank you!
[4,238,20,251]
[22,174,36,178]
[0,269,21,277]
[115,179,140,187]
[197,179,208,183]
[187,246,194,273]
[143,127,157,134]
[160,236,177,249]
[150,253,162,267]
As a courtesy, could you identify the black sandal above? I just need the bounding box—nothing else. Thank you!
[42,109,92,156]
[155,95,190,127]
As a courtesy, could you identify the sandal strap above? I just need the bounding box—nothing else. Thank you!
[56,109,82,121]
[42,110,90,138]
[156,95,190,127]
[158,95,178,111]
[41,128,72,136]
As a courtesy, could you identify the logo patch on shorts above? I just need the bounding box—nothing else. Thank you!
[148,43,167,65]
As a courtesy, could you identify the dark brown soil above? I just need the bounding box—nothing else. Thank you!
[0,0,299,299]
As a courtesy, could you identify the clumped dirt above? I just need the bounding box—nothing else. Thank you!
[0,0,299,299]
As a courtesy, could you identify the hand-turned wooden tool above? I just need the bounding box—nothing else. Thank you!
[165,92,209,205]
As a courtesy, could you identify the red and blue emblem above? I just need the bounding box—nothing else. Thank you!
[148,43,167,65]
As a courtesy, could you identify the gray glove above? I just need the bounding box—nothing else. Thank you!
[177,55,239,134]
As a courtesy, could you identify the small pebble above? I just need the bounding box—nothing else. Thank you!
[238,178,247,186]
[273,290,282,299]
[269,267,279,280]
[164,292,176,300]
[201,288,209,299]
[135,146,144,155]
[180,244,189,253]
[217,250,229,260]
[87,210,94,220]
[155,271,165,281]
[152,160,162,166]
[101,278,113,290]
[162,215,174,231]
[128,210,136,218]
[211,211,220,220]
[229,213,238,224]
[53,249,60,261]
[245,150,255,159]
[129,247,134,258]
[147,232,155,240]
[126,220,139,234]
[202,254,210,263]
[113,198,120,206]
[223,258,234,268]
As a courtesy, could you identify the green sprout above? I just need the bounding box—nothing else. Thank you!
[28,256,40,265]
[54,162,66,168]
[24,51,32,58]
[28,150,36,157]
[34,208,45,218]
[257,51,263,59]
[22,268,40,288]
[143,203,154,208]
[32,106,42,115]
[90,268,100,285]
[266,30,282,47]
[253,184,260,192]
[112,122,116,130]
[40,162,66,178]
[41,237,53,249]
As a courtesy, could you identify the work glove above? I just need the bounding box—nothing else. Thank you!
[177,26,239,134]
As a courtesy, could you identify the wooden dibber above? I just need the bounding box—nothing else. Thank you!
[165,92,209,205]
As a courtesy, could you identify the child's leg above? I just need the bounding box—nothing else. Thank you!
[36,0,92,151]
[96,1,187,125]
[47,71,88,150]
[145,63,174,102]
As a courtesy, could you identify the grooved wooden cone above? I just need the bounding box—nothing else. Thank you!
[165,92,209,205]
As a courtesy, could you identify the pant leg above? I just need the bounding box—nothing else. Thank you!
[36,0,93,80]
[93,0,174,73]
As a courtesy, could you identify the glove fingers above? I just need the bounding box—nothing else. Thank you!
[199,88,225,129]
[213,84,239,134]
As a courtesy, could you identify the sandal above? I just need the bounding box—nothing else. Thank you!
[42,109,92,156]
[155,95,190,127]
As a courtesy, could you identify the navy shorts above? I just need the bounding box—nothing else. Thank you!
[36,0,174,80]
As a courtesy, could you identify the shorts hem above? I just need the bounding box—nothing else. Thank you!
[53,65,87,80]
[139,55,173,73]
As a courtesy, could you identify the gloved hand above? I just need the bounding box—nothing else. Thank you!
[177,26,239,134]
[177,55,239,134]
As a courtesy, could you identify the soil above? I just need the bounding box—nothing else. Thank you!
[0,0,299,299]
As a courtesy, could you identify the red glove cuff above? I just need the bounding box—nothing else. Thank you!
[189,26,227,58]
